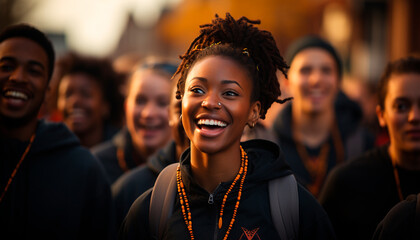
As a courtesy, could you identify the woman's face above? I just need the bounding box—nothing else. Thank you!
[377,73,420,153]
[57,73,108,136]
[182,55,260,154]
[287,48,339,115]
[125,69,172,153]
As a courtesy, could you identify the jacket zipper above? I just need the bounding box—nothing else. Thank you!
[208,190,220,240]
[208,193,214,204]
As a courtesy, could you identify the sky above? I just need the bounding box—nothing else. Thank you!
[23,0,181,57]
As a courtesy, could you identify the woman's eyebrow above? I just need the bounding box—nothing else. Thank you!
[221,80,243,90]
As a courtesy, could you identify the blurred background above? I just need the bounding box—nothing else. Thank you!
[1,0,419,116]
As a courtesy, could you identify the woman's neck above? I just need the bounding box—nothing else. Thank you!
[389,144,420,171]
[77,124,103,149]
[190,143,242,193]
[292,107,335,148]
[133,141,156,162]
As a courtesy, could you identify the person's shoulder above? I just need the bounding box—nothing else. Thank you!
[373,194,419,240]
[35,120,99,164]
[119,188,153,239]
[298,184,329,218]
[330,146,388,178]
[297,184,337,239]
[112,165,156,196]
[91,139,117,157]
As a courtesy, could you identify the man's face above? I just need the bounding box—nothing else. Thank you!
[287,48,339,115]
[0,37,49,125]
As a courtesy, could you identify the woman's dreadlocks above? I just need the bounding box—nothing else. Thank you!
[174,13,292,119]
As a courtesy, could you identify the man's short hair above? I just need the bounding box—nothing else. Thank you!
[0,23,55,81]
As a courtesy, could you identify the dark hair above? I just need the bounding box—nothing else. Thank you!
[57,52,124,126]
[0,23,55,82]
[286,35,342,79]
[378,56,420,109]
[174,13,291,119]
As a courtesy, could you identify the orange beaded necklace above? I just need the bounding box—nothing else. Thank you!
[176,145,248,240]
[0,133,36,204]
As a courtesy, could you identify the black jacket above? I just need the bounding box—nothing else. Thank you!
[112,141,178,229]
[119,139,336,239]
[271,91,374,192]
[0,120,115,239]
[92,128,146,184]
[319,145,420,240]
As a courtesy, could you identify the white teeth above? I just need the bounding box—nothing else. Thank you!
[5,91,28,100]
[198,119,227,127]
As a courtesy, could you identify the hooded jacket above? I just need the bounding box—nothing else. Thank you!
[92,128,146,184]
[271,91,374,192]
[0,120,115,239]
[112,140,178,229]
[319,145,420,240]
[119,139,336,240]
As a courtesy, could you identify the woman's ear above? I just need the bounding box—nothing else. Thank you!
[376,105,387,127]
[247,101,261,128]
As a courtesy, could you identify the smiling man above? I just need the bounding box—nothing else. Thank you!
[0,24,115,239]
[271,36,374,197]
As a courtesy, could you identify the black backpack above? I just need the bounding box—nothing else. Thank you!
[149,163,299,240]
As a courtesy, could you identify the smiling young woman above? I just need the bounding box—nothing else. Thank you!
[119,13,336,240]
[319,56,420,240]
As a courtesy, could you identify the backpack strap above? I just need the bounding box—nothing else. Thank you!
[149,163,178,240]
[269,174,299,240]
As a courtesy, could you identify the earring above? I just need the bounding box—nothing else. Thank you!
[218,102,221,106]
[179,114,182,120]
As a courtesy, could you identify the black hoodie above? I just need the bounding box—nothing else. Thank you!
[0,120,115,239]
[92,128,147,184]
[119,139,336,239]
[271,91,374,193]
[112,140,178,229]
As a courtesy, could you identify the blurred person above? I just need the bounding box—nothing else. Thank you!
[342,76,389,146]
[92,59,176,184]
[0,24,115,239]
[56,52,124,149]
[271,36,374,197]
[120,13,335,240]
[372,193,420,240]
[319,56,420,240]
[112,78,189,229]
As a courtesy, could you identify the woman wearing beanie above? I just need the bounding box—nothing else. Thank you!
[271,36,374,197]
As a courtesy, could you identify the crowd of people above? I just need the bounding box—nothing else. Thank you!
[1,12,419,240]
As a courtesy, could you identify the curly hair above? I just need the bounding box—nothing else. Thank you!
[174,13,291,119]
[56,52,124,126]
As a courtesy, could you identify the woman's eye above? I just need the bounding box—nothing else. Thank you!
[395,102,409,112]
[190,87,205,94]
[223,90,239,97]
